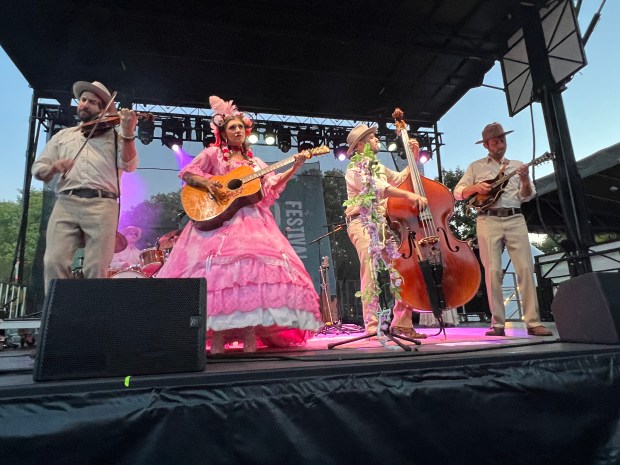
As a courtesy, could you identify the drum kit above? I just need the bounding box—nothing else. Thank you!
[73,229,183,279]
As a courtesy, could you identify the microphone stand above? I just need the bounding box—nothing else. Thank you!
[307,223,360,335]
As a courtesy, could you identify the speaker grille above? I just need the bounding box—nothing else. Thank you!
[34,278,206,381]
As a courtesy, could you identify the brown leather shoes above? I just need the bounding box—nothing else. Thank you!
[485,327,506,336]
[527,325,553,336]
[392,327,428,339]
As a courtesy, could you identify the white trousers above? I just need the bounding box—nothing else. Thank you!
[44,195,119,293]
[347,218,414,332]
[476,214,542,329]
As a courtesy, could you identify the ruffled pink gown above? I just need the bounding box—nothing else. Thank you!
[156,146,322,348]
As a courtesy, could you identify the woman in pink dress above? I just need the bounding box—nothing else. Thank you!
[156,96,322,354]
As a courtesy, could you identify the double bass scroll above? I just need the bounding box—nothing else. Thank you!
[386,108,481,315]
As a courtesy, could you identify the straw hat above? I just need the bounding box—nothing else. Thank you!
[476,122,514,144]
[121,226,142,239]
[346,124,378,155]
[72,81,114,106]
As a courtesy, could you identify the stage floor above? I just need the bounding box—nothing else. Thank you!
[2,321,617,390]
[2,321,620,465]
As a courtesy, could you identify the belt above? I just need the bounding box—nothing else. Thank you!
[59,189,118,199]
[480,207,521,217]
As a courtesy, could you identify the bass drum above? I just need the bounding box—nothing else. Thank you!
[110,270,148,279]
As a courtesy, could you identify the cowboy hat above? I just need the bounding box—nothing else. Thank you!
[121,225,142,239]
[476,122,514,144]
[346,124,378,155]
[72,81,114,106]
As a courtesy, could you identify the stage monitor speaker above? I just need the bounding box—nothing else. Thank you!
[34,278,206,381]
[551,272,620,344]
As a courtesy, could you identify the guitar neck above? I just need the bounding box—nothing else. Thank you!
[239,154,299,183]
[491,152,551,188]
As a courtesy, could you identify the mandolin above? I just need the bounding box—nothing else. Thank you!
[467,152,555,212]
[182,145,330,231]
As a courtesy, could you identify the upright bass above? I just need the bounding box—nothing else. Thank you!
[386,109,481,318]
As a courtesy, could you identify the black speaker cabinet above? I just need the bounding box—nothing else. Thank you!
[551,272,620,344]
[34,278,206,381]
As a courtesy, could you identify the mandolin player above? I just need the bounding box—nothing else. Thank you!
[454,122,552,337]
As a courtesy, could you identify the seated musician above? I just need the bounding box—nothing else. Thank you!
[155,96,323,354]
[109,226,142,271]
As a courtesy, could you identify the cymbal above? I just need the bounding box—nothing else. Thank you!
[115,231,128,253]
[158,229,182,249]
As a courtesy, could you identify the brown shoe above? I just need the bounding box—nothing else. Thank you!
[485,327,505,336]
[527,325,553,336]
[392,327,428,339]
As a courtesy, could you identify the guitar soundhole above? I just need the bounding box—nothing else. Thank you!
[228,179,242,190]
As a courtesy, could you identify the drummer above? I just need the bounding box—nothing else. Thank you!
[109,226,142,271]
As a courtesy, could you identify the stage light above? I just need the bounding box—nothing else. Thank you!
[413,133,432,164]
[335,151,348,161]
[297,127,320,151]
[418,148,432,164]
[327,128,348,161]
[162,135,183,153]
[137,119,154,145]
[387,140,398,152]
[277,127,292,153]
[202,134,215,148]
[248,130,259,144]
[264,126,276,145]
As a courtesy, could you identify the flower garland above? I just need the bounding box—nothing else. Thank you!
[343,143,403,340]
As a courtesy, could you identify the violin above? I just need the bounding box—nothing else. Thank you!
[80,112,154,137]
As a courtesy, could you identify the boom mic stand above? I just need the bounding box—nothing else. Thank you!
[327,270,422,351]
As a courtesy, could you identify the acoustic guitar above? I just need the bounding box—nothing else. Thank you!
[182,145,330,231]
[467,152,555,212]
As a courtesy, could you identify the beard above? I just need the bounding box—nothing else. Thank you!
[77,108,100,123]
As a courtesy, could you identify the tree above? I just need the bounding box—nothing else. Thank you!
[119,191,184,249]
[321,168,359,281]
[440,167,476,240]
[0,190,43,283]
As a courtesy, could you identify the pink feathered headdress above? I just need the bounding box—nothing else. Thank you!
[209,95,253,147]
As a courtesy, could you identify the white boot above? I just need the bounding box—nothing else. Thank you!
[243,327,257,353]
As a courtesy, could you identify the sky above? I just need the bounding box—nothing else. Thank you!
[1,1,618,210]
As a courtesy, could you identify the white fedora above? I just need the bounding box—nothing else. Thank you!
[72,80,114,106]
[346,124,378,155]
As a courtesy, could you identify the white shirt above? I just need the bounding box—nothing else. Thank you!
[454,155,536,208]
[32,126,138,194]
[344,162,409,217]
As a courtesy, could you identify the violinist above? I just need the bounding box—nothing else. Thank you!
[32,80,138,292]
[454,123,552,337]
[344,124,428,339]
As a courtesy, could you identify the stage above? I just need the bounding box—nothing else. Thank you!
[1,321,619,464]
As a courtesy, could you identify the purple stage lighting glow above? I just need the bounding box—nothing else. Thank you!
[335,148,348,161]
[173,147,195,172]
[418,149,432,164]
